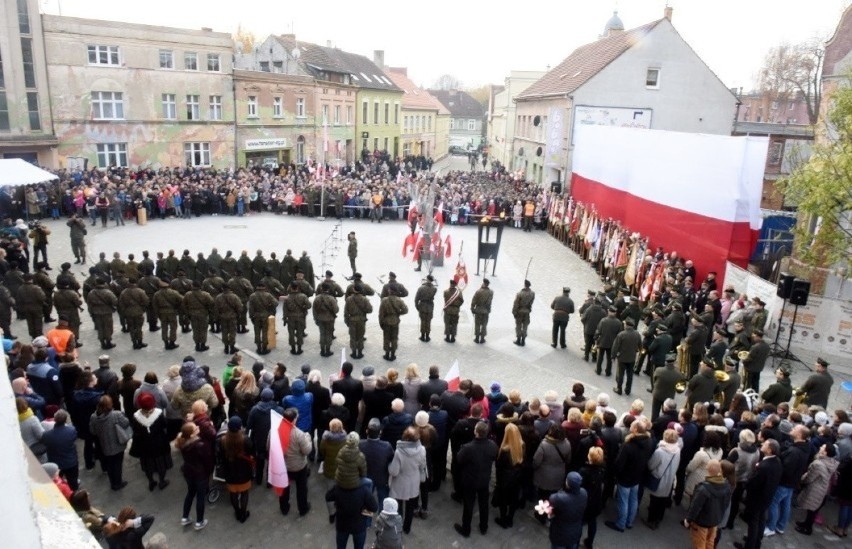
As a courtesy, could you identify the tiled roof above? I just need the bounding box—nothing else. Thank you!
[517,20,661,100]
[384,69,446,112]
[427,89,486,118]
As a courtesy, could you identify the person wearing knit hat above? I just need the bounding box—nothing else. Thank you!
[547,471,587,548]
[43,462,73,500]
[246,387,283,485]
[373,497,403,547]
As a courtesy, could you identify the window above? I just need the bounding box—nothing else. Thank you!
[449,119,454,130]
[26,92,40,130]
[186,95,200,120]
[346,106,352,125]
[17,0,30,33]
[645,68,660,88]
[394,104,399,125]
[184,52,198,71]
[322,104,329,123]
[296,135,305,163]
[209,95,222,120]
[273,97,282,118]
[161,93,176,119]
[20,37,35,88]
[91,91,124,120]
[427,116,431,131]
[97,143,127,168]
[247,95,258,118]
[207,53,220,72]
[334,105,340,125]
[159,50,173,69]
[184,142,210,166]
[468,119,475,131]
[414,116,419,131]
[373,102,379,125]
[383,137,388,151]
[403,116,409,132]
[273,61,283,72]
[373,137,379,151]
[384,103,389,125]
[88,45,120,66]
[0,94,9,130]
[296,97,305,117]
[259,61,270,72]
[362,101,368,123]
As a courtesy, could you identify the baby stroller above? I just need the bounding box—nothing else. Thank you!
[206,424,229,504]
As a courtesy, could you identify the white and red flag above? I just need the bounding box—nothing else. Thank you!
[268,410,291,495]
[444,359,460,392]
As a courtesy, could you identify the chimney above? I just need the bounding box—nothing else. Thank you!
[373,50,385,69]
[281,33,295,40]
[664,6,673,21]
[326,40,333,48]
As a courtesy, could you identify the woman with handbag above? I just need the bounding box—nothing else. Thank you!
[220,416,255,522]
[388,426,427,535]
[644,428,681,529]
[89,395,131,490]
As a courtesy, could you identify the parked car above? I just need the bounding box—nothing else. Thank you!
[449,146,468,156]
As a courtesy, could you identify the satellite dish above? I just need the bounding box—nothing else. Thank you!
[292,47,301,60]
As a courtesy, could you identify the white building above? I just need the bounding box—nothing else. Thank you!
[487,70,546,167]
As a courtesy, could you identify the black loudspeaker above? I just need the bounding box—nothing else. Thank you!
[789,279,811,306]
[551,181,562,194]
[777,272,795,299]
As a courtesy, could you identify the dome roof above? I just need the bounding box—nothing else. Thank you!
[604,11,624,32]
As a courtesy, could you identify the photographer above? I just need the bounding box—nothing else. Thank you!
[28,221,51,271]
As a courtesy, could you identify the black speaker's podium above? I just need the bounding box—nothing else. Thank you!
[476,217,504,276]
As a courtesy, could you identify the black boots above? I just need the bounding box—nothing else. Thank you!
[513,337,526,346]
[319,346,332,357]
[101,340,115,349]
[149,323,160,332]
[351,350,364,359]
[383,351,396,361]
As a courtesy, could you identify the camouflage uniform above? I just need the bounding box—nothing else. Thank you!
[442,283,464,342]
[227,274,254,333]
[118,283,149,349]
[86,282,118,348]
[512,286,536,346]
[470,283,494,343]
[281,286,311,355]
[214,288,243,354]
[183,286,214,351]
[17,280,47,338]
[152,285,183,349]
[414,280,437,341]
[344,287,372,359]
[379,291,408,360]
[312,286,339,357]
[248,287,278,354]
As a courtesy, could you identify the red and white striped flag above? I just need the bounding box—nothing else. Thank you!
[444,359,460,392]
[268,410,290,495]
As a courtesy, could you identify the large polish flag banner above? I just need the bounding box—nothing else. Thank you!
[571,125,768,278]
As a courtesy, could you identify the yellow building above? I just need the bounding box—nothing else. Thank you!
[384,67,444,159]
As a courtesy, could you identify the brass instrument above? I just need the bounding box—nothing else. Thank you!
[793,387,807,408]
[675,343,689,393]
[714,370,730,407]
[737,351,750,361]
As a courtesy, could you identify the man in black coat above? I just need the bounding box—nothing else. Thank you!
[612,318,641,395]
[453,421,498,537]
[359,418,394,504]
[580,298,606,362]
[325,480,378,548]
[417,365,448,410]
[440,379,471,432]
[742,329,770,392]
[650,353,683,420]
[735,439,782,549]
[450,404,483,500]
[594,307,623,376]
[764,425,811,536]
[331,362,363,432]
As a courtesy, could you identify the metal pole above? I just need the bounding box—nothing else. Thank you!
[784,304,799,359]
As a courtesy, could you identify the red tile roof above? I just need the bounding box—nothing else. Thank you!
[518,20,662,100]
[384,68,448,113]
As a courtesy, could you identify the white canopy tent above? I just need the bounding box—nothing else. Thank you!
[0,158,58,187]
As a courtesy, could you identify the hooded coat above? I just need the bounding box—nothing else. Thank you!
[283,379,313,432]
[388,439,426,500]
[170,361,218,417]
[548,474,588,548]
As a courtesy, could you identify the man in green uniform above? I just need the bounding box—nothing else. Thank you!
[53,280,83,344]
[248,281,278,355]
[125,254,140,282]
[237,250,253,282]
[183,281,214,352]
[260,268,286,298]
[470,279,493,344]
[227,269,254,334]
[17,273,47,339]
[294,270,314,298]
[138,267,162,332]
[442,279,463,343]
[66,213,87,264]
[154,252,166,279]
[202,268,226,333]
[266,252,281,282]
[379,285,408,361]
[280,249,297,287]
[33,262,56,323]
[152,280,183,350]
[344,283,372,359]
[220,250,237,281]
[82,267,98,302]
[312,283,339,357]
[170,269,194,332]
[86,278,118,349]
[138,251,155,278]
[512,280,535,346]
[56,262,81,293]
[345,272,376,298]
[118,279,149,349]
[162,249,180,281]
[194,253,208,285]
[109,252,126,281]
[94,252,111,282]
[214,285,243,354]
[206,248,223,278]
[297,251,314,286]
[281,282,311,355]
[414,275,437,342]
[109,270,130,333]
[550,287,574,349]
[381,271,409,298]
[179,250,196,283]
[347,232,358,276]
[317,270,345,298]
[250,250,267,287]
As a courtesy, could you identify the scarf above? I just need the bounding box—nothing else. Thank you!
[18,408,34,422]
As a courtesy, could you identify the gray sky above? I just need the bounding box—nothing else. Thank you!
[42,0,849,90]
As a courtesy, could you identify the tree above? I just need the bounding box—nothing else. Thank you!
[233,24,257,54]
[432,74,462,90]
[778,77,852,270]
[756,37,825,124]
[465,85,491,107]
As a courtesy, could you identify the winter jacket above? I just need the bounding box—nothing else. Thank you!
[687,476,731,527]
[283,379,313,432]
[646,441,681,497]
[457,437,498,490]
[727,443,759,482]
[579,463,605,520]
[372,511,403,549]
[389,439,426,500]
[68,388,102,439]
[133,382,169,411]
[19,410,46,456]
[335,438,367,490]
[285,422,312,472]
[533,436,572,491]
[320,431,347,480]
[170,384,218,418]
[307,381,332,429]
[180,437,215,482]
[778,440,811,488]
[89,410,130,457]
[685,447,724,497]
[381,411,413,449]
[797,455,839,511]
[360,437,394,487]
[325,484,378,535]
[41,423,78,469]
[128,409,170,459]
[220,437,255,485]
[614,432,653,487]
[26,360,64,406]
[402,377,422,416]
[246,400,283,451]
[548,486,588,547]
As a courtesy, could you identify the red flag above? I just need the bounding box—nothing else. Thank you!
[269,411,291,495]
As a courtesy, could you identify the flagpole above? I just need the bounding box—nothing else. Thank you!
[318,117,328,221]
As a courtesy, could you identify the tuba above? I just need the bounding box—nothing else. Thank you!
[675,343,689,393]
[714,370,730,407]
[793,388,807,408]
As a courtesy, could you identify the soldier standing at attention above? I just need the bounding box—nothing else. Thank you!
[124,254,140,283]
[183,281,214,352]
[594,306,623,376]
[312,283,339,357]
[85,278,118,349]
[53,280,83,345]
[57,263,81,293]
[227,269,254,334]
[281,281,311,356]
[442,279,464,343]
[550,287,575,349]
[138,251,155,278]
[152,279,183,350]
[266,252,282,282]
[118,278,149,349]
[67,213,87,264]
[82,267,99,302]
[344,283,372,360]
[250,250,267,287]
[470,279,493,344]
[17,273,47,339]
[345,273,376,298]
[248,281,278,355]
[280,249,297,287]
[162,250,180,281]
[381,271,409,298]
[194,253,208,285]
[297,251,314,286]
[379,285,408,361]
[170,269,194,333]
[110,270,130,333]
[94,252,111,282]
[293,271,315,298]
[220,250,237,281]
[237,250,253,282]
[512,280,535,346]
[33,262,56,324]
[206,248,223,278]
[138,267,162,333]
[260,268,286,298]
[109,253,126,281]
[179,250,197,283]
[214,285,243,354]
[317,270,345,299]
[347,232,358,276]
[202,268,226,333]
[415,275,437,342]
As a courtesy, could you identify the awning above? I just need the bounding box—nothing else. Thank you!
[0,158,58,187]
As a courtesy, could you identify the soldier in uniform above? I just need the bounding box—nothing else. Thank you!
[109,252,126,281]
[82,266,99,302]
[206,248,223,278]
[344,283,372,359]
[718,357,741,410]
[138,267,162,332]
[317,270,344,299]
[297,251,314,287]
[664,302,686,347]
[511,280,535,346]
[280,249,297,287]
[345,273,376,298]
[470,279,493,344]
[281,282,311,355]
[0,282,16,339]
[33,262,56,323]
[138,251,155,278]
[152,280,183,350]
[414,275,437,342]
[293,270,315,297]
[379,285,408,361]
[220,251,237,281]
[266,252,282,282]
[194,253,209,285]
[202,268,226,333]
[154,252,166,279]
[214,285,243,354]
[179,250,196,283]
[86,278,118,349]
[56,262,81,293]
[621,296,641,328]
[162,250,180,281]
[125,254,140,282]
[381,271,409,298]
[594,306,622,376]
[550,286,574,349]
[94,252,111,282]
[17,273,47,339]
[109,270,130,333]
[66,213,87,264]
[646,324,673,375]
[742,329,770,392]
[118,278,149,349]
[227,269,254,334]
[5,264,24,319]
[237,250,253,282]
[312,283,339,357]
[728,320,751,356]
[650,353,683,420]
[796,358,834,409]
[347,232,358,276]
[183,281,214,352]
[170,269,194,332]
[260,268,286,298]
[250,250,267,287]
[248,281,278,355]
[636,308,665,375]
[684,316,708,378]
[442,279,463,343]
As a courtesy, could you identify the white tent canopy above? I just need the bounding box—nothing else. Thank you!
[0,158,58,187]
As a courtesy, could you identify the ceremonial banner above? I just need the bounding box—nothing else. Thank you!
[545,107,565,169]
[572,126,767,278]
[268,410,290,495]
[445,359,460,392]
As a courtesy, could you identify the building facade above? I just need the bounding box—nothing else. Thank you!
[428,89,486,152]
[486,70,546,167]
[514,9,737,187]
[0,0,57,165]
[384,67,445,159]
[43,15,235,169]
[736,91,812,125]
